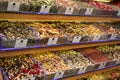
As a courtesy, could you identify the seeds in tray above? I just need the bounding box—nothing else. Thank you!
[26,22,64,38]
[55,0,78,8]
[96,45,120,60]
[55,50,92,68]
[0,21,36,40]
[32,52,71,74]
[0,55,43,80]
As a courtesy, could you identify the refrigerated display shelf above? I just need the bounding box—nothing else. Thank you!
[0,40,119,58]
[0,12,120,22]
[62,65,120,80]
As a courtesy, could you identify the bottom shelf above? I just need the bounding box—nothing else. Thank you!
[62,65,120,80]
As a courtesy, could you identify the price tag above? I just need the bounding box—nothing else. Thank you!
[110,34,117,40]
[40,5,51,13]
[47,37,58,45]
[116,59,120,65]
[117,10,120,16]
[78,66,87,74]
[93,35,101,41]
[54,71,64,80]
[67,60,73,67]
[65,7,74,14]
[7,2,20,11]
[85,8,93,15]
[98,62,106,69]
[14,39,28,48]
[72,36,82,43]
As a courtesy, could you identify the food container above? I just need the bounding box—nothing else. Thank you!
[39,37,65,46]
[19,2,30,12]
[55,50,93,76]
[32,52,71,80]
[26,21,66,46]
[0,55,45,80]
[29,0,56,13]
[0,21,39,50]
[0,0,8,11]
[65,35,91,44]
[57,6,79,15]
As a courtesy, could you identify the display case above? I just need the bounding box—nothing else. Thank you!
[0,0,120,80]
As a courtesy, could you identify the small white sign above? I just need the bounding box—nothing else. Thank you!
[110,34,117,40]
[47,37,58,45]
[67,60,73,68]
[117,10,120,16]
[72,36,82,43]
[85,8,93,15]
[93,35,101,41]
[65,7,74,14]
[54,71,64,80]
[116,59,120,65]
[7,2,20,11]
[14,39,28,48]
[98,62,106,69]
[78,66,87,74]
[40,5,51,13]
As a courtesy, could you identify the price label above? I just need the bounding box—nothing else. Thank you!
[85,8,93,15]
[47,37,58,45]
[40,5,51,13]
[14,39,28,48]
[67,60,73,68]
[54,71,64,80]
[93,35,101,41]
[72,36,82,43]
[78,66,87,74]
[110,34,117,40]
[116,59,120,65]
[117,10,120,16]
[98,62,106,69]
[65,7,74,14]
[7,2,20,11]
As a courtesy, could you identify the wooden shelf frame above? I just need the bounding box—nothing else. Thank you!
[0,12,120,22]
[0,12,119,80]
[0,40,119,58]
[62,65,120,80]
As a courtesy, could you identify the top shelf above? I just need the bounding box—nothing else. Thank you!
[0,12,120,22]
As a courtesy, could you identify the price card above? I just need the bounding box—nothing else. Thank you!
[7,2,20,11]
[85,8,93,15]
[54,71,65,80]
[47,37,58,45]
[67,60,73,68]
[93,35,101,41]
[65,7,74,14]
[77,66,87,74]
[117,10,120,16]
[98,62,106,69]
[40,5,51,13]
[110,34,117,40]
[72,36,82,43]
[14,39,28,48]
[116,59,120,65]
